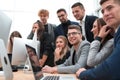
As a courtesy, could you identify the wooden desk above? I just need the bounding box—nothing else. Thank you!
[0,70,34,80]
[0,70,79,80]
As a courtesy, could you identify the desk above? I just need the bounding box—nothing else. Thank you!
[0,70,79,80]
[0,70,34,80]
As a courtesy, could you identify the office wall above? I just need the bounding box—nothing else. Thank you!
[0,0,100,38]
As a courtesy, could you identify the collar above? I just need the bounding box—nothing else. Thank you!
[80,14,86,23]
[115,24,120,32]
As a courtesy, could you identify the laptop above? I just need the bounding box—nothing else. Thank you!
[25,44,76,80]
[0,39,13,80]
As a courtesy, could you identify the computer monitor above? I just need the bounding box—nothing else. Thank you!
[0,10,12,47]
[11,37,40,66]
[0,39,13,80]
[0,10,12,67]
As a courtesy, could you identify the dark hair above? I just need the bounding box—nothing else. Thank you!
[9,31,22,52]
[57,8,67,14]
[71,2,84,9]
[100,0,120,5]
[34,20,44,40]
[96,18,114,50]
[68,24,82,33]
[68,25,85,40]
[10,31,22,44]
[96,18,106,33]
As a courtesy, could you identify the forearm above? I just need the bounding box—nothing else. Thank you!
[79,62,112,80]
[87,40,101,67]
[40,55,48,66]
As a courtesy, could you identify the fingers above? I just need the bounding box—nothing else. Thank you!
[98,25,111,38]
[76,68,86,78]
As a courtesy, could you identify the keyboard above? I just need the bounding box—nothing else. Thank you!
[43,76,59,80]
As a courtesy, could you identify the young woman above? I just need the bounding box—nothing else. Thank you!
[87,18,114,67]
[27,21,54,67]
[54,35,70,65]
[7,31,22,54]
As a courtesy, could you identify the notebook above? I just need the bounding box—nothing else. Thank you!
[0,39,13,80]
[25,44,76,80]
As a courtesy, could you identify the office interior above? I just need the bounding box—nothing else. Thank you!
[0,0,102,79]
[0,0,101,38]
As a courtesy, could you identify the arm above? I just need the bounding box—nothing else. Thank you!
[55,51,70,65]
[7,40,12,53]
[78,41,120,80]
[39,55,48,67]
[87,39,113,67]
[27,31,34,39]
[42,42,90,74]
[54,47,62,63]
[57,42,90,74]
[40,32,53,66]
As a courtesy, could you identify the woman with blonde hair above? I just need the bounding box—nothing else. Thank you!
[54,35,70,65]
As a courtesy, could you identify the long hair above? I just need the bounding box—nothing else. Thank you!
[8,31,22,53]
[55,35,70,59]
[10,31,22,45]
[34,20,45,40]
[96,18,114,50]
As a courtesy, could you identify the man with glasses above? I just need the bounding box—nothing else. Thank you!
[54,8,79,47]
[42,25,90,74]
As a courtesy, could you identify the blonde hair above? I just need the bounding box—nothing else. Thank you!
[38,9,49,17]
[55,36,70,59]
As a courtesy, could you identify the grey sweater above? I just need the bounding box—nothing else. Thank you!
[87,38,113,67]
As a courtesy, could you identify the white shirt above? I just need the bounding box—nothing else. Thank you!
[79,14,87,40]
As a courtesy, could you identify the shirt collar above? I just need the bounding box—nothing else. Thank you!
[80,14,86,24]
[115,25,120,32]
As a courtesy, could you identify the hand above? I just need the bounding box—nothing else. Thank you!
[98,25,111,39]
[54,47,62,60]
[76,68,86,78]
[42,65,53,73]
[55,47,62,55]
[39,59,44,67]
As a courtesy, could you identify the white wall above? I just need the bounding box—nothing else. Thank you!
[0,0,100,38]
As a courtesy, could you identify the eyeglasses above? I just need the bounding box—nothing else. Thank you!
[58,14,65,18]
[67,32,80,37]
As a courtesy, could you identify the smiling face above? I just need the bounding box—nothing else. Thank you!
[57,11,68,23]
[32,23,39,33]
[72,6,85,21]
[101,0,120,29]
[39,14,49,25]
[91,20,99,38]
[56,38,65,49]
[67,29,82,46]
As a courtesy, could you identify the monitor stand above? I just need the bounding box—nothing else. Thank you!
[23,57,32,74]
[0,71,4,76]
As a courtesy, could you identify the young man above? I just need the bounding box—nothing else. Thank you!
[54,8,79,47]
[71,2,98,42]
[76,0,120,80]
[42,25,90,74]
[38,9,56,49]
